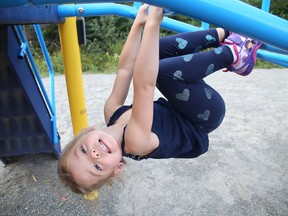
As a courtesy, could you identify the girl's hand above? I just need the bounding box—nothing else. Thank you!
[146,6,164,26]
[134,4,149,27]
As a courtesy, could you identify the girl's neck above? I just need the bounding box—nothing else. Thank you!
[101,123,126,146]
[102,107,131,147]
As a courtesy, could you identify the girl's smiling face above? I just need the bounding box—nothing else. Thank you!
[68,129,124,187]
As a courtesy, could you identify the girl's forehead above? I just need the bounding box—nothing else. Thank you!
[80,130,96,142]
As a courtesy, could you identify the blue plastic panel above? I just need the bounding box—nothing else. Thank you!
[0,4,64,24]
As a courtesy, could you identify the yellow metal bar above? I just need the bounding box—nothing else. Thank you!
[58,17,88,135]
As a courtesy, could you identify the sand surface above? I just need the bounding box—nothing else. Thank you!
[0,69,287,216]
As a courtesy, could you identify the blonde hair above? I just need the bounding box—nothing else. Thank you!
[57,126,116,195]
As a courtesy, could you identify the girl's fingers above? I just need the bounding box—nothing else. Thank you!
[139,3,149,13]
[147,6,164,21]
[142,3,150,9]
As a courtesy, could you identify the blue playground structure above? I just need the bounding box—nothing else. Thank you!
[0,1,287,164]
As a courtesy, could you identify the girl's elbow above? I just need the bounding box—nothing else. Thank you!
[134,79,156,90]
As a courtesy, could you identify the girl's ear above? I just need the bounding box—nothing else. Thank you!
[113,162,124,176]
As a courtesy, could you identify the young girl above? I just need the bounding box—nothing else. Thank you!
[58,5,262,195]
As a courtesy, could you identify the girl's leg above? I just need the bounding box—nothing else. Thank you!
[158,45,234,83]
[157,46,234,132]
[159,79,225,133]
[159,28,228,60]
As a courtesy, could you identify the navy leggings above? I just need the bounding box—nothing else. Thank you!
[157,29,234,133]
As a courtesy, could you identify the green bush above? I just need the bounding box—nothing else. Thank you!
[34,51,64,76]
[255,59,283,69]
[32,1,286,77]
[35,39,123,77]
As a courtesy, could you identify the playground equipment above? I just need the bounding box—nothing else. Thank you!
[0,1,287,163]
[0,24,61,163]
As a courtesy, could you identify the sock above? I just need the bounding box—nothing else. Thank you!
[224,29,230,39]
[225,44,239,64]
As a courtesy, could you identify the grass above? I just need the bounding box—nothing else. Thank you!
[35,49,283,78]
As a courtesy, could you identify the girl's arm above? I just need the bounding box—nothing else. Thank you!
[104,4,149,124]
[125,7,164,156]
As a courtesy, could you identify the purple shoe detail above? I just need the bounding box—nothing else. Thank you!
[223,33,262,76]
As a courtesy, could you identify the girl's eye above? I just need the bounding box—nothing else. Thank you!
[94,163,102,171]
[81,146,86,154]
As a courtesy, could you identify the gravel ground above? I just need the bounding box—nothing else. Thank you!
[0,68,287,216]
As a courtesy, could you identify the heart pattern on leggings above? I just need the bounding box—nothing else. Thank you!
[206,35,216,43]
[176,38,188,49]
[183,54,193,62]
[214,47,223,54]
[173,70,184,81]
[176,88,190,101]
[205,64,215,76]
[204,88,213,99]
[197,110,210,121]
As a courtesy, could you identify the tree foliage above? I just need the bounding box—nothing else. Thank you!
[243,0,288,19]
[29,1,287,75]
[84,15,131,53]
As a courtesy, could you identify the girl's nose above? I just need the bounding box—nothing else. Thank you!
[91,149,100,158]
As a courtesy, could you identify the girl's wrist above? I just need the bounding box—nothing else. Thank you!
[145,19,162,28]
[133,19,145,28]
[142,23,161,35]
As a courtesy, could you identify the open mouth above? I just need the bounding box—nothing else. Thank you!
[99,140,111,154]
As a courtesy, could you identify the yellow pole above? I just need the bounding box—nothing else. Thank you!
[58,17,88,135]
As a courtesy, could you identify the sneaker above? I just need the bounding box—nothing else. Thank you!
[223,33,262,76]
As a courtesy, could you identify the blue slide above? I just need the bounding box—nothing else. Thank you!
[0,25,61,163]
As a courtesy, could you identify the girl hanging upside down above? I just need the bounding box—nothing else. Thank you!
[58,4,262,195]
